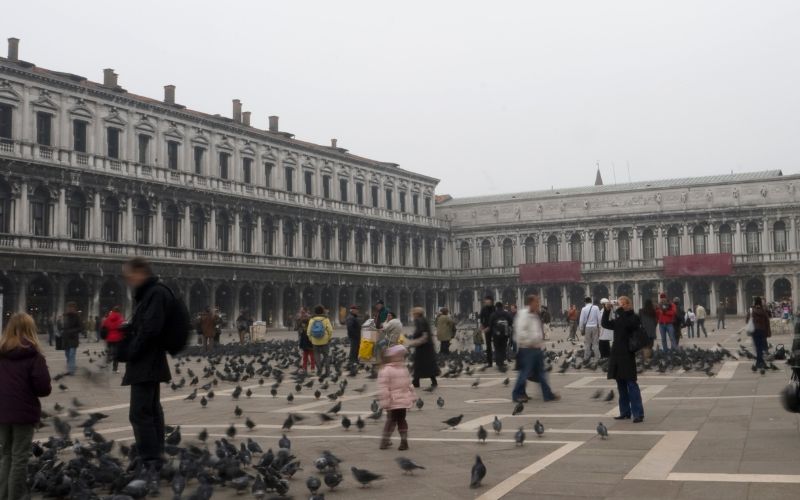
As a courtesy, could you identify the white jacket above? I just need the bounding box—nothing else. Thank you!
[513,310,545,349]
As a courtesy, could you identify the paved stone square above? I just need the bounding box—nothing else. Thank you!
[34,320,800,499]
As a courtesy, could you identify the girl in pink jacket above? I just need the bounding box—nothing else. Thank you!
[378,344,416,450]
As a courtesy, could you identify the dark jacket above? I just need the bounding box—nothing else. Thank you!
[61,311,82,349]
[409,317,438,379]
[602,307,640,381]
[0,345,52,424]
[479,304,494,329]
[346,313,361,340]
[639,309,658,342]
[489,308,514,337]
[298,329,313,351]
[122,277,172,386]
[749,305,772,338]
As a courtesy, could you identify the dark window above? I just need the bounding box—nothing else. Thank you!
[107,128,120,159]
[191,211,204,249]
[322,175,331,199]
[193,146,204,174]
[242,157,253,184]
[412,194,419,215]
[0,104,11,140]
[424,197,431,217]
[30,198,48,236]
[216,214,230,251]
[134,211,149,244]
[102,203,119,242]
[264,163,273,188]
[164,208,179,247]
[304,171,313,195]
[167,140,179,170]
[339,229,348,261]
[137,134,150,164]
[36,112,52,146]
[73,120,87,153]
[219,152,230,179]
[0,190,9,233]
[371,185,379,208]
[399,191,406,212]
[385,189,393,210]
[356,183,364,205]
[339,179,348,202]
[263,221,275,255]
[241,220,253,253]
[285,167,294,192]
[67,205,85,239]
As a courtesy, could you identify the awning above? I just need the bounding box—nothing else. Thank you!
[518,261,582,284]
[663,253,733,277]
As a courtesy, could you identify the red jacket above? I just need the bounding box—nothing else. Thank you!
[655,302,676,325]
[102,310,125,343]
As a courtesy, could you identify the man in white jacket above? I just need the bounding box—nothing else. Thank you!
[512,295,560,403]
[579,297,602,363]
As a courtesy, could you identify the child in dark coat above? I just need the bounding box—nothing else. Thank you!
[0,313,52,500]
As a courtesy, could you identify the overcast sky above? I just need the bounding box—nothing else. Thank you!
[4,1,799,196]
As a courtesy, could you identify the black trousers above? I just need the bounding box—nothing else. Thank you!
[348,335,360,364]
[493,334,508,366]
[129,381,165,463]
[484,330,494,366]
[440,340,450,354]
[599,339,611,359]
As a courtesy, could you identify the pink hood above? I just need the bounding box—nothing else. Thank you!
[378,361,416,410]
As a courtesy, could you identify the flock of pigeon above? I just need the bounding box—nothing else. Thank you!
[29,332,755,499]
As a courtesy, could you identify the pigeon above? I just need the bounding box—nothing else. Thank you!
[171,473,186,499]
[370,399,379,413]
[324,471,343,490]
[246,437,263,454]
[185,389,197,401]
[471,378,480,388]
[591,389,603,399]
[436,396,445,408]
[122,479,148,498]
[502,377,509,386]
[603,390,615,402]
[318,413,335,422]
[442,414,463,429]
[200,396,208,408]
[415,398,424,410]
[245,417,256,430]
[477,425,488,443]
[306,476,322,494]
[534,420,544,437]
[279,434,291,450]
[282,415,294,431]
[351,466,383,487]
[234,405,243,417]
[396,457,426,474]
[355,416,365,432]
[512,401,524,416]
[492,416,502,434]
[597,422,608,439]
[197,428,208,442]
[328,401,341,414]
[287,393,294,403]
[470,455,486,489]
[226,424,237,438]
[515,427,525,446]
[341,416,351,430]
[166,426,182,446]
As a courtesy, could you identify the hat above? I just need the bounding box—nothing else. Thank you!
[600,298,610,304]
[659,293,667,299]
[673,297,681,303]
[376,300,385,305]
[384,344,407,358]
[349,304,359,309]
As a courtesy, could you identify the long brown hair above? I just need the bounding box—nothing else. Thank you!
[0,313,42,353]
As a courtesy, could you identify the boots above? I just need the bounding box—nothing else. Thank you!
[398,432,409,451]
[379,433,392,449]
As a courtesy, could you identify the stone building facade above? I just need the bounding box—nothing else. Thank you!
[1,38,797,329]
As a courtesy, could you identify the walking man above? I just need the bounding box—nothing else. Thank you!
[511,295,559,403]
[435,307,455,355]
[346,305,361,368]
[479,295,495,367]
[656,293,678,350]
[121,257,173,471]
[567,304,578,342]
[578,297,601,362]
[717,301,726,329]
[489,302,513,371]
[695,304,708,337]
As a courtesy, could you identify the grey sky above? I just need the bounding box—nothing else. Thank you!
[4,1,799,197]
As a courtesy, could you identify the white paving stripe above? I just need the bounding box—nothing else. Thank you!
[604,384,667,416]
[653,394,777,401]
[476,442,584,500]
[715,360,740,379]
[269,390,378,413]
[625,431,697,480]
[667,472,800,483]
[452,414,608,431]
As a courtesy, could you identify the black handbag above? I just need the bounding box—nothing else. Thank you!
[55,335,63,351]
[629,324,650,353]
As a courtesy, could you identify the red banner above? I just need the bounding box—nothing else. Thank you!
[518,261,582,284]
[662,253,733,277]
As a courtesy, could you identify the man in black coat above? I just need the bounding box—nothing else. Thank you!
[488,302,513,371]
[122,257,172,468]
[346,305,361,368]
[479,295,495,367]
[601,296,644,423]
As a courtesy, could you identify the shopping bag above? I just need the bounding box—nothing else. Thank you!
[358,339,375,361]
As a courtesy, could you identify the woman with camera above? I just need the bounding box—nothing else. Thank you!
[601,296,644,423]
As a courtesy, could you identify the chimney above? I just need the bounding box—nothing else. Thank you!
[268,115,279,132]
[331,138,338,148]
[232,99,242,122]
[164,85,175,104]
[7,37,19,61]
[103,68,118,88]
[242,111,251,126]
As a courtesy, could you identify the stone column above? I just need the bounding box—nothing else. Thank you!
[124,196,133,242]
[90,280,100,319]
[762,218,770,255]
[183,204,191,248]
[255,284,264,320]
[472,289,480,314]
[709,280,717,316]
[790,217,797,252]
[631,229,639,260]
[683,280,690,308]
[314,223,322,259]
[276,218,285,256]
[57,187,67,238]
[209,209,217,250]
[17,182,28,235]
[154,201,163,246]
[93,192,101,240]
[736,277,745,315]
[656,226,664,258]
[735,221,742,254]
[297,220,304,257]
[56,279,66,316]
[275,285,285,328]
[682,225,691,255]
[561,285,568,310]
[378,233,386,265]
[709,223,718,253]
[233,212,241,253]
[348,228,356,261]
[633,282,640,310]
[255,215,263,254]
[232,282,241,318]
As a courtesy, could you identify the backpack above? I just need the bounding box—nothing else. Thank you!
[628,322,650,353]
[160,284,192,356]
[495,318,509,337]
[310,318,326,339]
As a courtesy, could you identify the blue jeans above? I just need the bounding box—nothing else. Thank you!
[696,319,707,337]
[752,330,768,369]
[686,324,694,338]
[512,348,555,402]
[65,347,77,375]
[474,344,483,354]
[616,379,644,419]
[658,323,678,351]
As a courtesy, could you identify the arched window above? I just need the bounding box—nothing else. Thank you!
[460,241,471,269]
[594,232,606,262]
[101,196,120,242]
[338,225,349,261]
[191,206,205,249]
[547,235,559,263]
[133,199,151,245]
[570,233,582,262]
[354,229,365,263]
[436,239,444,269]
[284,219,295,257]
[30,187,52,237]
[163,204,180,248]
[745,222,760,255]
[384,234,394,265]
[370,231,381,264]
[717,224,732,253]
[425,239,434,268]
[692,226,706,254]
[216,210,231,252]
[321,225,333,260]
[302,223,314,259]
[481,239,492,268]
[240,213,254,254]
[412,237,422,267]
[617,231,630,261]
[524,236,536,264]
[0,181,11,234]
[773,221,787,253]
[66,190,87,240]
[399,236,408,266]
[502,238,514,267]
[642,228,655,260]
[667,227,681,256]
[262,217,275,255]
